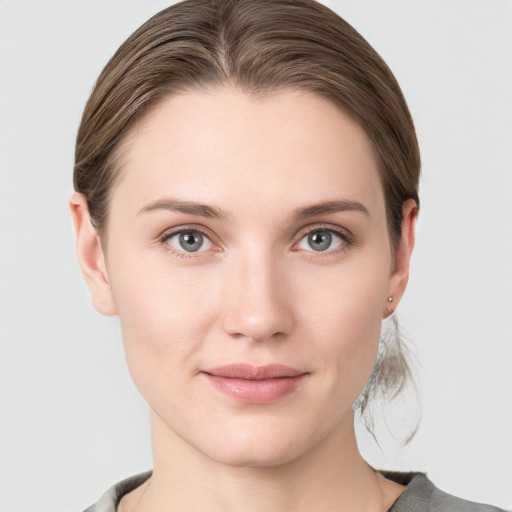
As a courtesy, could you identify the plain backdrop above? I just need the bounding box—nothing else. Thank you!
[0,1,511,510]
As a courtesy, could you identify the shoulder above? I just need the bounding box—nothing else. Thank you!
[430,479,507,512]
[82,471,152,512]
[386,472,507,512]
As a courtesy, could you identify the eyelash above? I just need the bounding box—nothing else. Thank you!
[158,224,353,259]
[158,225,217,259]
[294,225,353,258]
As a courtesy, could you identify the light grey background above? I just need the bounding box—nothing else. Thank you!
[1,1,511,510]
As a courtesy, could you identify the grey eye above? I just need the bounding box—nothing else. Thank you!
[165,230,212,253]
[297,229,343,252]
[179,231,203,252]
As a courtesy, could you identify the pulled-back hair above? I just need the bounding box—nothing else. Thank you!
[74,0,420,432]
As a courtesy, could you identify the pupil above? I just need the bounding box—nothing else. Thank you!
[308,231,331,251]
[179,231,203,252]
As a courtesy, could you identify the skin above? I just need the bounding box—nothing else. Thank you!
[71,87,417,511]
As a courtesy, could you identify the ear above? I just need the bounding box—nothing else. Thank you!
[69,192,117,316]
[383,199,418,318]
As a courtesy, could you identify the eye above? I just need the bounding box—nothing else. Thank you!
[296,228,345,252]
[164,229,213,253]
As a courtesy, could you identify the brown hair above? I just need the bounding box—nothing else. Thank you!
[74,0,420,431]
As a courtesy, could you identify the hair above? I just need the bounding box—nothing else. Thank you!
[74,0,420,432]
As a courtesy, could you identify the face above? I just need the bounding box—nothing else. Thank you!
[76,87,412,468]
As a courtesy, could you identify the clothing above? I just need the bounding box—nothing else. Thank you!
[83,470,506,512]
[383,472,506,512]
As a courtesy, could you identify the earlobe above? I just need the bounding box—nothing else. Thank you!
[383,199,418,318]
[69,192,117,316]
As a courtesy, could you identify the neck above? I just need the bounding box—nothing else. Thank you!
[122,411,403,512]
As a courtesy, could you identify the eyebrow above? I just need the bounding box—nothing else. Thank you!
[139,197,229,219]
[139,197,369,221]
[293,200,370,220]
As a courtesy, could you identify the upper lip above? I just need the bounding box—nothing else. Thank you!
[203,364,306,380]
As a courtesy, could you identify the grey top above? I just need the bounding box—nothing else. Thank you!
[84,470,506,512]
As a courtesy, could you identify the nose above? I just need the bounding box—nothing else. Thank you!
[220,251,294,343]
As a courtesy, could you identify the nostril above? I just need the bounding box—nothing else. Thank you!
[227,330,288,343]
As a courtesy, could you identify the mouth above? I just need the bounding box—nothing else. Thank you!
[201,364,309,404]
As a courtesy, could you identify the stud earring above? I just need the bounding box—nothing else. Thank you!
[386,296,394,315]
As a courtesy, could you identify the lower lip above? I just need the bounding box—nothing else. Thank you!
[203,373,307,404]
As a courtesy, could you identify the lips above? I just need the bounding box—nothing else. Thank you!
[201,364,308,404]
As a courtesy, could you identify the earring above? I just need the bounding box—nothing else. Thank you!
[386,296,394,315]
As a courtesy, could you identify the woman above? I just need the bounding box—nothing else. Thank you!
[69,0,505,510]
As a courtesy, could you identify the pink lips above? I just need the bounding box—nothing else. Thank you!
[202,364,308,404]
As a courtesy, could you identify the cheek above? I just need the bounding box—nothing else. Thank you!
[107,254,219,390]
[297,253,390,396]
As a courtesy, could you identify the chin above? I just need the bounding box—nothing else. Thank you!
[209,442,305,469]
[197,421,316,469]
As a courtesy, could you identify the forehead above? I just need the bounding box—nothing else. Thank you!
[112,86,384,221]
